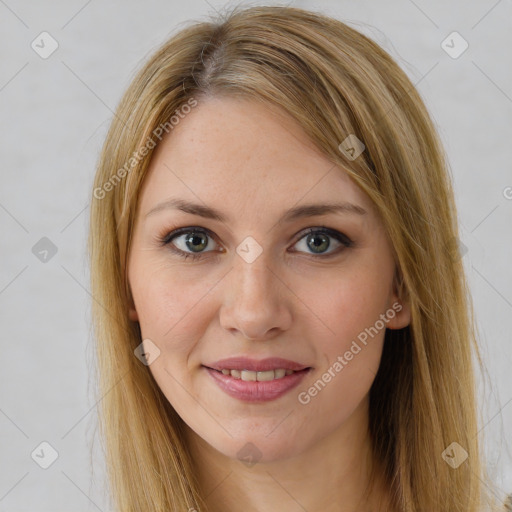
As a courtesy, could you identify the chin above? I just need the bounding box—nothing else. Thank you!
[214,433,307,465]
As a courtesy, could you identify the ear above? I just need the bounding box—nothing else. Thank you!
[125,267,139,322]
[127,288,139,322]
[386,268,411,330]
[128,306,139,322]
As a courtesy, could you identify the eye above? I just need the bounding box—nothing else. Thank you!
[291,227,353,257]
[157,225,353,261]
[158,227,220,261]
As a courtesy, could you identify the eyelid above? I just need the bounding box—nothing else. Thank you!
[293,226,352,247]
[158,226,222,260]
[159,226,218,246]
[286,227,352,258]
[158,225,353,259]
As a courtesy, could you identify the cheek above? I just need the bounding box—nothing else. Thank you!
[129,257,216,350]
[308,265,392,346]
[296,274,387,421]
[129,262,211,405]
[300,263,391,401]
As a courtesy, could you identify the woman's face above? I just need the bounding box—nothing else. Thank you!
[127,96,410,463]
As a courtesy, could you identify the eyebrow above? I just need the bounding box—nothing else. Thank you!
[144,198,367,223]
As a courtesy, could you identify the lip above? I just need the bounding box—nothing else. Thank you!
[203,358,312,403]
[204,357,310,372]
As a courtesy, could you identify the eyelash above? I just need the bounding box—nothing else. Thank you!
[156,225,353,261]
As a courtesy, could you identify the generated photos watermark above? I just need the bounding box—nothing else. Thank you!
[297,301,403,405]
[93,97,198,200]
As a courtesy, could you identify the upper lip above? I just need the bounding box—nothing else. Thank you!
[204,357,311,372]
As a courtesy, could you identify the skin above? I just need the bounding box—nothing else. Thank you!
[127,96,410,512]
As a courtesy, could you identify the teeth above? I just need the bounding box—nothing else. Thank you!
[274,369,286,379]
[253,370,274,381]
[219,368,298,381]
[241,370,257,381]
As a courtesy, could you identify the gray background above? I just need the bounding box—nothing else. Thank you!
[1,0,511,510]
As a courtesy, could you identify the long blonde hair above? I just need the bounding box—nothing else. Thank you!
[88,5,492,511]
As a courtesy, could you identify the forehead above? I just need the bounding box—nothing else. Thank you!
[137,96,375,223]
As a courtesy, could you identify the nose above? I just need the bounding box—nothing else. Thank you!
[219,248,293,341]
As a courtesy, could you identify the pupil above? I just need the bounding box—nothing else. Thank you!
[186,232,207,252]
[308,233,329,253]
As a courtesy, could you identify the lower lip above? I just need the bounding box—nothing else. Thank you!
[204,367,311,402]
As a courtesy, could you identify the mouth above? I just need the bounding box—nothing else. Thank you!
[204,367,311,382]
[202,360,313,402]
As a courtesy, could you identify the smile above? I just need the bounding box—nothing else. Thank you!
[203,366,312,402]
[217,368,296,381]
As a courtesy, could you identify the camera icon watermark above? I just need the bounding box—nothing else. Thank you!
[441,441,468,469]
[31,32,59,59]
[441,31,468,59]
[134,338,161,365]
[236,442,262,467]
[444,236,468,262]
[338,134,365,161]
[31,441,59,469]
[32,237,58,263]
[236,236,263,264]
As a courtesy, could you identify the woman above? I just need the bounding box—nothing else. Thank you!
[88,5,499,511]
